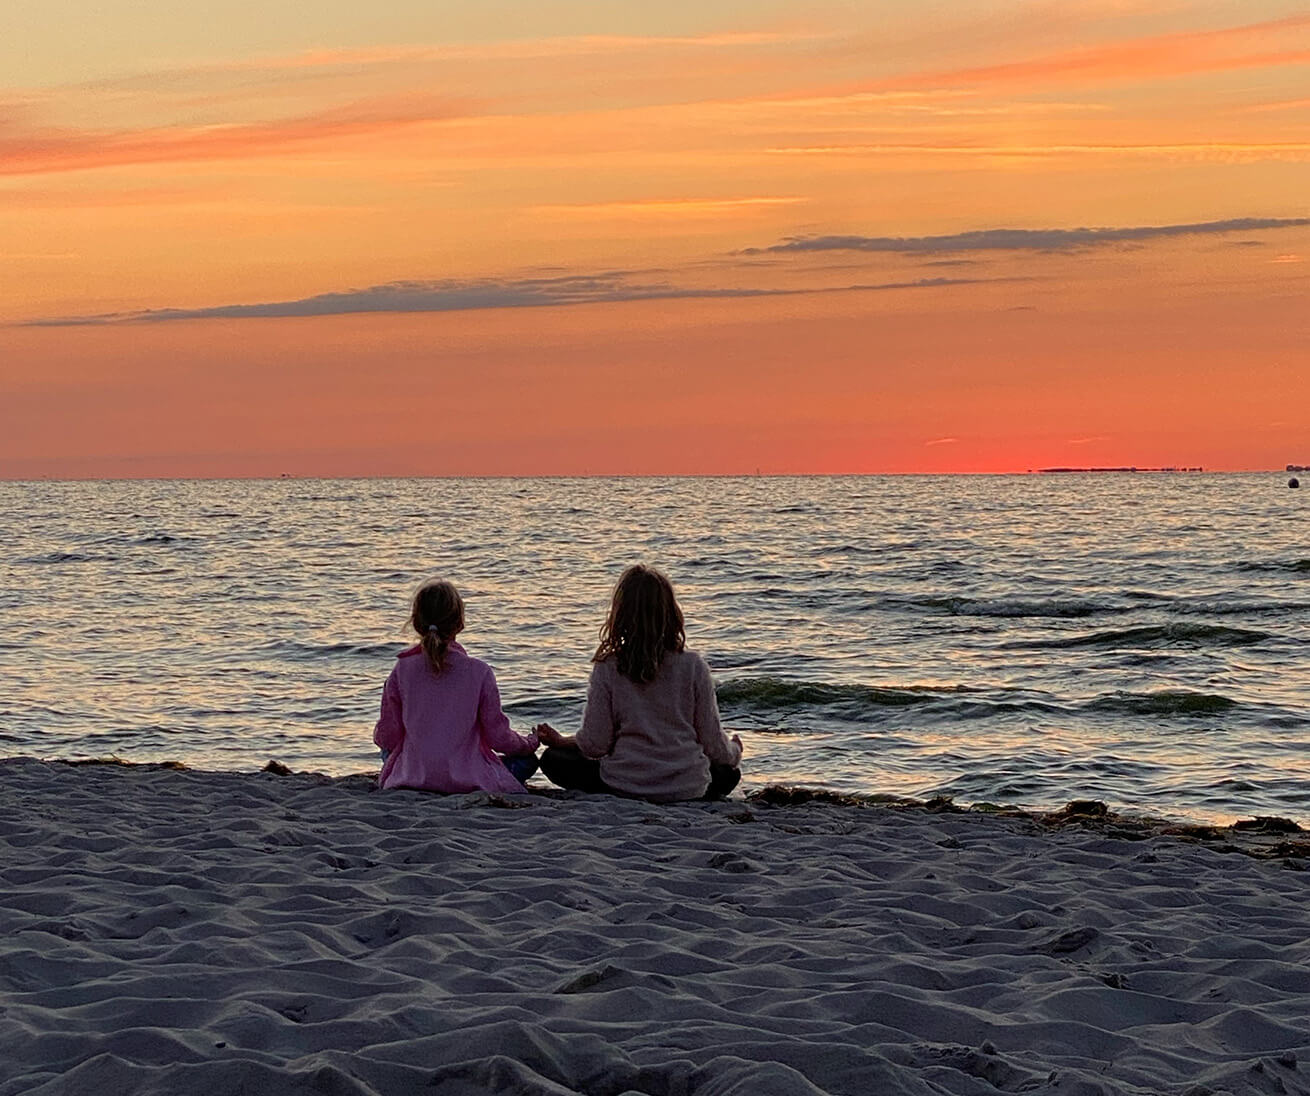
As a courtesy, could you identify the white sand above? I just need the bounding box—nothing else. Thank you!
[1,758,1307,1096]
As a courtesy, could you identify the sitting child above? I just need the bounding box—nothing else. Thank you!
[374,579,538,793]
[536,564,742,801]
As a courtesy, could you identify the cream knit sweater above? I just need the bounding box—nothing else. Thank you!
[575,649,743,802]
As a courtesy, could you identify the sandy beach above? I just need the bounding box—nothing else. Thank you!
[1,757,1307,1096]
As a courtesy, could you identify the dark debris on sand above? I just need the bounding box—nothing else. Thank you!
[745,785,1309,863]
[34,761,1310,863]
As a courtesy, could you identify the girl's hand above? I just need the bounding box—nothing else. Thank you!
[535,722,566,748]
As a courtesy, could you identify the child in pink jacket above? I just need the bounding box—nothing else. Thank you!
[374,579,538,794]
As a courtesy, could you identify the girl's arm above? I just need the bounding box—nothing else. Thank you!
[692,656,743,766]
[373,671,405,754]
[572,666,617,758]
[537,665,615,757]
[477,669,539,755]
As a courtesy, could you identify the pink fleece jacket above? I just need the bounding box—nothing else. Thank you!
[374,642,538,794]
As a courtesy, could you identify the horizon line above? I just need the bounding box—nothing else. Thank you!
[5,468,1300,486]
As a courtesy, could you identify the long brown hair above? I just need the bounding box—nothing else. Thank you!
[410,579,465,675]
[593,565,685,683]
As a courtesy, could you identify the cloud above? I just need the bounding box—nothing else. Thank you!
[0,93,473,177]
[534,197,807,218]
[763,142,1310,163]
[867,12,1310,92]
[110,14,1297,104]
[9,14,1307,182]
[2,29,836,178]
[21,272,986,326]
[81,31,829,88]
[1239,96,1310,114]
[751,217,1310,255]
[24,211,1303,325]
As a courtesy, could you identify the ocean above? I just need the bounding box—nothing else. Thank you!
[2,474,1305,824]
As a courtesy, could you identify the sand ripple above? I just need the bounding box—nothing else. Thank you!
[1,758,1307,1095]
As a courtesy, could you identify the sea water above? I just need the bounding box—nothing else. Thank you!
[1,474,1305,823]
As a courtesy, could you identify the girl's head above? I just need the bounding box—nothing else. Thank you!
[593,564,685,683]
[410,579,465,674]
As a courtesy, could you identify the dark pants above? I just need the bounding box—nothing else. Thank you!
[503,753,539,785]
[539,745,740,800]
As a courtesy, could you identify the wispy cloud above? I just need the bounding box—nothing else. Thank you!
[21,272,985,326]
[0,27,836,177]
[0,93,472,177]
[79,31,829,88]
[8,13,1307,181]
[534,197,807,218]
[750,217,1310,255]
[1239,96,1310,114]
[718,88,1106,117]
[764,143,1310,163]
[868,12,1310,92]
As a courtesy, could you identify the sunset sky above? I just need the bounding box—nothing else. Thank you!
[2,0,1307,477]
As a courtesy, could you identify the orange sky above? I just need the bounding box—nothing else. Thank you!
[2,1,1307,476]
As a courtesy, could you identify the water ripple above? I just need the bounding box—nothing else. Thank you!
[0,473,1306,824]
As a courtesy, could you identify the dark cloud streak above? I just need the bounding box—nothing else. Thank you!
[22,272,985,326]
[751,216,1310,255]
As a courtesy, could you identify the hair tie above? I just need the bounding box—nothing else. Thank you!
[427,625,440,634]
